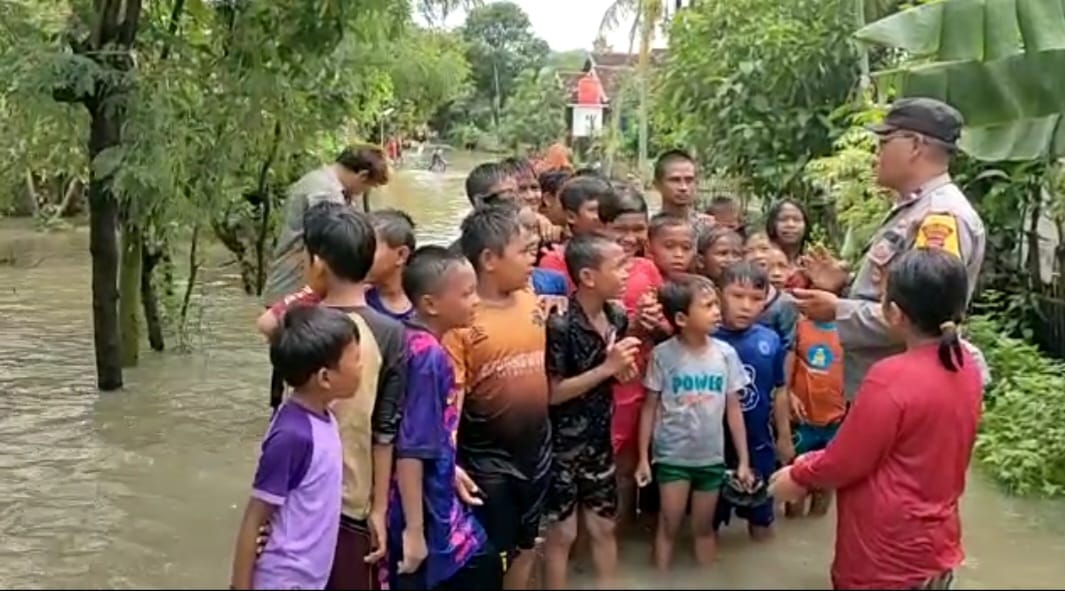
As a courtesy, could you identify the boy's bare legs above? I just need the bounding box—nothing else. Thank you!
[785,498,806,518]
[505,550,538,590]
[614,448,637,533]
[583,509,618,588]
[571,519,589,573]
[543,514,578,590]
[748,523,773,542]
[654,480,689,573]
[809,490,833,516]
[688,491,720,567]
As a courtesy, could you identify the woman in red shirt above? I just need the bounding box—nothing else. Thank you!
[771,249,983,590]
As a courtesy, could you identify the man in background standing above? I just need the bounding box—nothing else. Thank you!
[262,145,390,412]
[262,145,390,307]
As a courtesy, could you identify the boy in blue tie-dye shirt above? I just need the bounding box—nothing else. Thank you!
[388,246,500,590]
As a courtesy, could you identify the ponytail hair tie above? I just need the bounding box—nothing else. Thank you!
[937,320,964,372]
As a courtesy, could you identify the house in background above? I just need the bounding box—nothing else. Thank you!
[557,50,667,143]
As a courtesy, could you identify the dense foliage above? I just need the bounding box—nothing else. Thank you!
[968,313,1065,496]
[803,102,890,258]
[431,1,570,152]
[0,0,476,387]
[498,68,568,151]
[654,0,865,199]
[458,2,549,131]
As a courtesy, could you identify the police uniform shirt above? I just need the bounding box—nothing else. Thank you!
[837,173,986,399]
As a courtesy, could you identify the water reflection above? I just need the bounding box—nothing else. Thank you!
[0,156,1062,589]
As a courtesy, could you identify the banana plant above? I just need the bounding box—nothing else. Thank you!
[856,0,1065,161]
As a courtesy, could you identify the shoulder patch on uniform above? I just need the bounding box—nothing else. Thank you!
[915,213,960,258]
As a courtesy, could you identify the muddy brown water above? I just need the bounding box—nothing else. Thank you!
[1,153,1064,588]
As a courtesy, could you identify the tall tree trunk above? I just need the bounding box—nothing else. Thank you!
[141,239,165,352]
[131,0,181,355]
[87,110,124,390]
[49,178,82,223]
[636,5,654,177]
[20,170,40,217]
[178,224,202,348]
[54,0,143,390]
[254,121,283,295]
[119,223,143,366]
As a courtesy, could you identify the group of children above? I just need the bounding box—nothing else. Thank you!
[230,148,976,591]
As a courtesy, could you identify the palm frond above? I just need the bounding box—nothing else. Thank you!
[599,0,638,36]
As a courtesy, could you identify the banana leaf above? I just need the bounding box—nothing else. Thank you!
[856,0,1065,160]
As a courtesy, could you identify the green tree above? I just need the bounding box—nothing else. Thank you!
[383,28,471,132]
[461,2,549,130]
[499,68,568,150]
[654,0,864,199]
[0,0,458,389]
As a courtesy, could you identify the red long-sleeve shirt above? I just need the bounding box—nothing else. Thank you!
[791,344,982,590]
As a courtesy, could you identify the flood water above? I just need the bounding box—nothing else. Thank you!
[1,152,1064,589]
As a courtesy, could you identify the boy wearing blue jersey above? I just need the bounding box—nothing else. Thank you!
[713,261,791,541]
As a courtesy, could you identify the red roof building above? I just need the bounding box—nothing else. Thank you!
[557,50,666,139]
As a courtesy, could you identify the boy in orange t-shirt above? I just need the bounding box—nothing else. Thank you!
[443,203,551,590]
[781,317,845,517]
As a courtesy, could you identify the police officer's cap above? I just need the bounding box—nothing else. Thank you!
[867,97,964,146]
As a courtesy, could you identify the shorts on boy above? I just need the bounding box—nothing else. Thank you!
[794,421,841,455]
[655,462,727,493]
[547,436,617,521]
[443,288,554,561]
[544,297,627,522]
[327,516,380,590]
[471,467,551,556]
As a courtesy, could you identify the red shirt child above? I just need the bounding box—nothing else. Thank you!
[611,257,663,457]
[538,244,573,293]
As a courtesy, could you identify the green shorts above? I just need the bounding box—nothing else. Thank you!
[655,462,727,493]
[794,422,841,455]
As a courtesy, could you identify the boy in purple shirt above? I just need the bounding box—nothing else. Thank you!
[230,306,363,590]
[388,245,500,590]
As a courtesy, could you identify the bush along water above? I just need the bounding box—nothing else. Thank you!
[967,315,1065,496]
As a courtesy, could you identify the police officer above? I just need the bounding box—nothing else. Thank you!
[792,97,986,398]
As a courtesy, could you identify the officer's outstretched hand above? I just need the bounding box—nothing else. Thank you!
[800,245,849,293]
[790,288,839,323]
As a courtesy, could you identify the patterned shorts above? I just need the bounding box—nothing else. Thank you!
[546,438,617,522]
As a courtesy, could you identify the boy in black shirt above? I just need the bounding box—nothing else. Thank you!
[543,232,641,589]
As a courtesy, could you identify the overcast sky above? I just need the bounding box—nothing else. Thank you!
[437,0,670,52]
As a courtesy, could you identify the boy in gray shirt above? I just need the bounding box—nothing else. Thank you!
[635,275,753,573]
